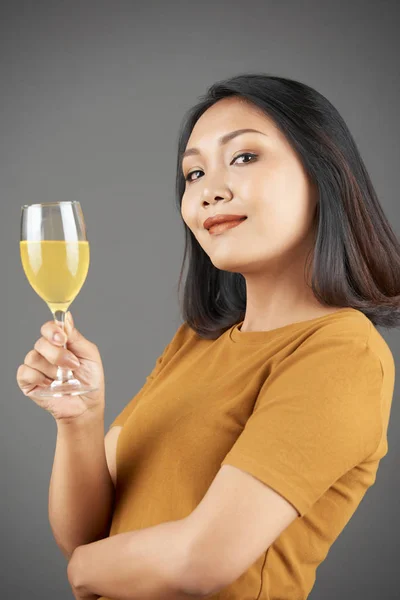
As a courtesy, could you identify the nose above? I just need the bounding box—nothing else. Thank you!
[201,184,233,206]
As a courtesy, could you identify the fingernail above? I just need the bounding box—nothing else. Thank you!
[53,333,65,344]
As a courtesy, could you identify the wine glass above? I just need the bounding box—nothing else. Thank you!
[20,201,98,398]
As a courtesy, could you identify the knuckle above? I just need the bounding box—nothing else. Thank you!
[86,338,98,352]
[16,366,31,390]
[25,349,37,364]
[90,341,99,353]
[33,338,43,352]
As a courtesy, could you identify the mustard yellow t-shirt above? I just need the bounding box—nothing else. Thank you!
[104,307,394,599]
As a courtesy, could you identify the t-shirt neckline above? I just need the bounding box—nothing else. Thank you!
[229,308,360,344]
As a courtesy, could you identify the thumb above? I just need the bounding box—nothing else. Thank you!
[62,311,98,361]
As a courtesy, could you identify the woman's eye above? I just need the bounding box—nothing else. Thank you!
[184,152,258,183]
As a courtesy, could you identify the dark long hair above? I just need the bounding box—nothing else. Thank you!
[174,73,400,340]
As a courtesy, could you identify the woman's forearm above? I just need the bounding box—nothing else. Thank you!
[49,412,115,559]
[68,520,204,600]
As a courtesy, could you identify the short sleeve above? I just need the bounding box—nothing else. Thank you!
[108,339,172,430]
[221,329,383,517]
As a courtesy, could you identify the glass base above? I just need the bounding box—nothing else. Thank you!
[34,377,99,398]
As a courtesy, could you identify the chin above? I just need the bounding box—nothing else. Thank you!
[210,257,244,272]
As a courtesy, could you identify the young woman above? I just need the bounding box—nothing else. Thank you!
[17,74,399,600]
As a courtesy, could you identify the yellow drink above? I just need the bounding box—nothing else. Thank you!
[20,240,90,313]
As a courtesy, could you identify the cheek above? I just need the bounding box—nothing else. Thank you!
[258,163,311,228]
[237,161,282,214]
[180,198,197,231]
[180,197,189,223]
[237,164,270,199]
[256,201,312,254]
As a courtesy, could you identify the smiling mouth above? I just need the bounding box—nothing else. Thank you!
[207,217,247,235]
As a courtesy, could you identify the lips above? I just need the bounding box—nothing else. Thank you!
[203,214,247,230]
[208,218,247,235]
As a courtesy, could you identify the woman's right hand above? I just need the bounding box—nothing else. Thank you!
[16,312,105,423]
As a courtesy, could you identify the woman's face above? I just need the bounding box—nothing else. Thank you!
[180,96,318,275]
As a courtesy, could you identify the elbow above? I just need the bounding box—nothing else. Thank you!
[51,533,74,562]
[60,545,74,562]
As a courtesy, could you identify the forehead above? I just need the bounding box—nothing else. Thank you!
[186,97,281,146]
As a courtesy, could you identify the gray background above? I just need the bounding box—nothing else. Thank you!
[2,0,399,598]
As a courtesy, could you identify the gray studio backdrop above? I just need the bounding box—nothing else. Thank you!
[1,1,399,598]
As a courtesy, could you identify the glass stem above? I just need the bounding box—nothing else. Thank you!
[52,310,74,383]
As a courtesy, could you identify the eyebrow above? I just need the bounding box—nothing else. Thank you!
[182,128,268,160]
